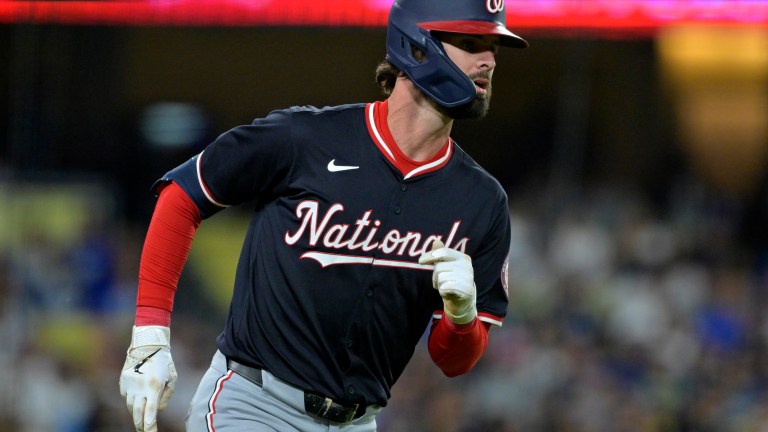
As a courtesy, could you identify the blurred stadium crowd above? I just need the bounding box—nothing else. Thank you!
[2,169,767,432]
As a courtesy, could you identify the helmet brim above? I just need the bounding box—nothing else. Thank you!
[419,20,528,48]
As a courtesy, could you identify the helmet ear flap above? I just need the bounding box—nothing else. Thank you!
[386,23,476,108]
[407,35,477,107]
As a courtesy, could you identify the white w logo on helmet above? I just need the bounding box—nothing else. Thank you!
[486,0,504,14]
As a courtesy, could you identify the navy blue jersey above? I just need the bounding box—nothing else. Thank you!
[155,101,511,408]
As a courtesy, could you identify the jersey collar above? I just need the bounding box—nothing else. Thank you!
[365,100,453,180]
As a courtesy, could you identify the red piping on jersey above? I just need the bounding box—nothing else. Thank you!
[197,151,228,208]
[432,310,506,327]
[135,181,201,326]
[428,317,490,377]
[477,311,505,326]
[365,100,453,179]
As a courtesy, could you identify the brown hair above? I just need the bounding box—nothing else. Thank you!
[375,58,400,96]
[375,47,426,95]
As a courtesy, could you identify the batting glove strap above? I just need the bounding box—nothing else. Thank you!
[441,286,477,325]
[130,325,170,348]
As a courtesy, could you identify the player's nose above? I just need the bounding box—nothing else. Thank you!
[476,50,496,71]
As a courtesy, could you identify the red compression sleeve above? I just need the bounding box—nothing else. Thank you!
[135,181,201,326]
[428,317,490,377]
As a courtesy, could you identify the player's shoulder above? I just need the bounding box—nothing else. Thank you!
[279,103,367,119]
[267,104,369,140]
[451,143,508,203]
[244,103,367,134]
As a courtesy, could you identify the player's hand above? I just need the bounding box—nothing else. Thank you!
[119,326,177,432]
[419,240,477,324]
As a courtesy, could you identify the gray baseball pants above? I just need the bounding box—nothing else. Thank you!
[186,350,381,431]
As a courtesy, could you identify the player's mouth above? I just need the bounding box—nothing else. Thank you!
[473,78,489,95]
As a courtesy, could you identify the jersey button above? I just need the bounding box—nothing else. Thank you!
[346,339,353,348]
[400,184,407,191]
[394,206,401,215]
[347,385,356,395]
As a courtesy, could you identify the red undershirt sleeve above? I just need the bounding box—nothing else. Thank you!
[135,181,201,327]
[428,317,490,377]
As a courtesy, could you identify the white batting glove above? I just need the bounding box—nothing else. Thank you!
[119,326,177,432]
[419,240,477,324]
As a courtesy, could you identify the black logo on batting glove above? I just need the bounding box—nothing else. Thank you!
[132,348,162,374]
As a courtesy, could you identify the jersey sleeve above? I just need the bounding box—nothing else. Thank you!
[152,109,296,219]
[470,189,512,326]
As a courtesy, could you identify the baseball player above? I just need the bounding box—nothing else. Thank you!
[119,0,527,430]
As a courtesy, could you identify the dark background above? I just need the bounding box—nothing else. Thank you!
[1,25,684,217]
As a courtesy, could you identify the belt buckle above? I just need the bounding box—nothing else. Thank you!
[343,403,360,423]
[305,393,359,423]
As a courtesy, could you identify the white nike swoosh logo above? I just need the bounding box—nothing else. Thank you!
[327,159,359,172]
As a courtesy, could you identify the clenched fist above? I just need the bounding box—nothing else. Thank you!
[419,240,477,324]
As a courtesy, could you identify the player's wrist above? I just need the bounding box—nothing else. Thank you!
[135,305,172,327]
[442,280,477,324]
[444,303,477,325]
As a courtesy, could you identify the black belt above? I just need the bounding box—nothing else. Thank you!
[226,358,362,424]
[227,359,264,386]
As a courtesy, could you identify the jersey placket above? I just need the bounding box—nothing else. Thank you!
[338,174,409,404]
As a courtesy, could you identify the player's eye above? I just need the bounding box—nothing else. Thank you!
[459,38,499,56]
[460,39,478,52]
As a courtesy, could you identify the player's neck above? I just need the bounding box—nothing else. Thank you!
[386,79,453,162]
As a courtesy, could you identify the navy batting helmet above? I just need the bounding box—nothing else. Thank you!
[386,0,528,108]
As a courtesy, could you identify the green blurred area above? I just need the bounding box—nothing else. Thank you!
[187,211,247,311]
[0,182,116,249]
